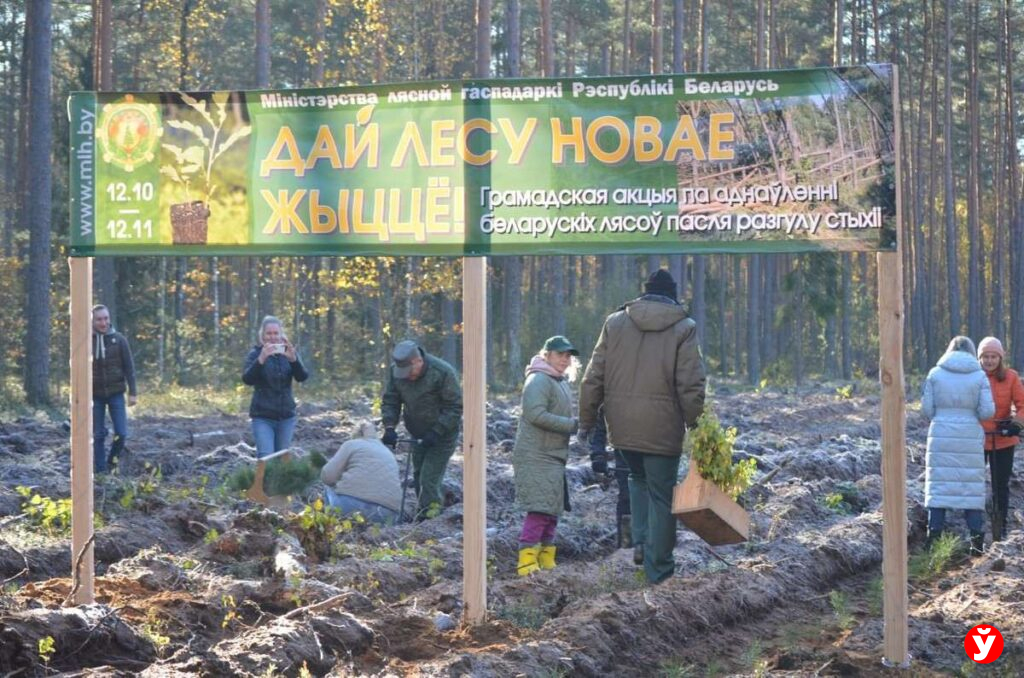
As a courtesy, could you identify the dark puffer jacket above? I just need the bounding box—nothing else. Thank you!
[242,346,310,420]
[93,331,137,399]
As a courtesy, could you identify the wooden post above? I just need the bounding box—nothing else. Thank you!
[69,257,95,604]
[879,64,908,667]
[462,256,487,623]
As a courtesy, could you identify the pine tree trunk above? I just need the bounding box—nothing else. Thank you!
[965,0,982,339]
[2,6,16,256]
[762,256,775,367]
[441,296,457,367]
[174,257,185,383]
[670,256,684,300]
[255,0,270,87]
[158,258,166,383]
[1008,0,1024,368]
[312,0,326,86]
[717,256,728,374]
[506,0,520,77]
[406,258,421,334]
[841,255,852,378]
[212,257,220,385]
[925,0,940,362]
[699,0,707,71]
[15,4,30,260]
[652,0,663,73]
[325,259,337,371]
[504,0,523,384]
[694,255,706,352]
[733,258,743,376]
[92,0,116,315]
[794,259,805,386]
[23,0,52,404]
[991,0,1006,339]
[909,1,931,371]
[942,0,962,335]
[255,0,273,319]
[673,0,684,72]
[746,256,761,385]
[622,0,631,73]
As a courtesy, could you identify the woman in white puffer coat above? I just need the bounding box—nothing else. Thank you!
[922,336,995,555]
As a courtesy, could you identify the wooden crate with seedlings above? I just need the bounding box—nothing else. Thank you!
[672,468,750,545]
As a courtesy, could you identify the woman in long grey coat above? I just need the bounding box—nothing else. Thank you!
[513,336,580,576]
[922,336,995,554]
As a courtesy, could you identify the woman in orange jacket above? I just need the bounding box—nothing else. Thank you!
[978,336,1024,541]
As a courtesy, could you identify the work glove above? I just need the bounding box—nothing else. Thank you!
[420,431,440,448]
[996,419,1023,437]
[568,418,579,435]
[382,427,398,447]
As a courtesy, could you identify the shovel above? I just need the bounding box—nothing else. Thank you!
[388,438,420,523]
[247,448,293,509]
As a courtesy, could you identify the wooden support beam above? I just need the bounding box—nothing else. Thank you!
[879,64,908,667]
[69,257,94,605]
[462,256,487,624]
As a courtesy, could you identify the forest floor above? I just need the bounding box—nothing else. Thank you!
[1,382,1022,677]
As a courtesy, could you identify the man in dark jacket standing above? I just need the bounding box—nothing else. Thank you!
[92,304,138,474]
[381,340,463,519]
[579,270,706,584]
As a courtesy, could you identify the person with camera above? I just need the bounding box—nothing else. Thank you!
[242,315,309,458]
[92,304,138,474]
[977,336,1024,541]
[922,336,995,555]
[381,340,462,520]
[512,336,581,575]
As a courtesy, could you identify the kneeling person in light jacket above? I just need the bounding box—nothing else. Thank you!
[320,421,402,525]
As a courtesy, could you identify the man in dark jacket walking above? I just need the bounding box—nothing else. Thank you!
[381,340,463,519]
[92,304,138,474]
[579,270,706,584]
[589,409,634,552]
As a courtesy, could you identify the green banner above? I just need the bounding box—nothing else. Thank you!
[69,65,897,257]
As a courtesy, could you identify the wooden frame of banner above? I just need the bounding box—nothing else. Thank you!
[69,256,95,605]
[878,65,908,668]
[65,69,906,660]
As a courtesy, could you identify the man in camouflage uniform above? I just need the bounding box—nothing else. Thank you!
[382,340,463,519]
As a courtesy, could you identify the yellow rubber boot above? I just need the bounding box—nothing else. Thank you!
[538,544,556,570]
[517,545,541,576]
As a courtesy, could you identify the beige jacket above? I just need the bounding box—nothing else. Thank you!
[579,297,706,456]
[320,438,402,511]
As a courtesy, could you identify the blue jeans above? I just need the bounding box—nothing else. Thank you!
[251,416,298,458]
[928,507,984,534]
[93,393,127,474]
[324,489,397,525]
